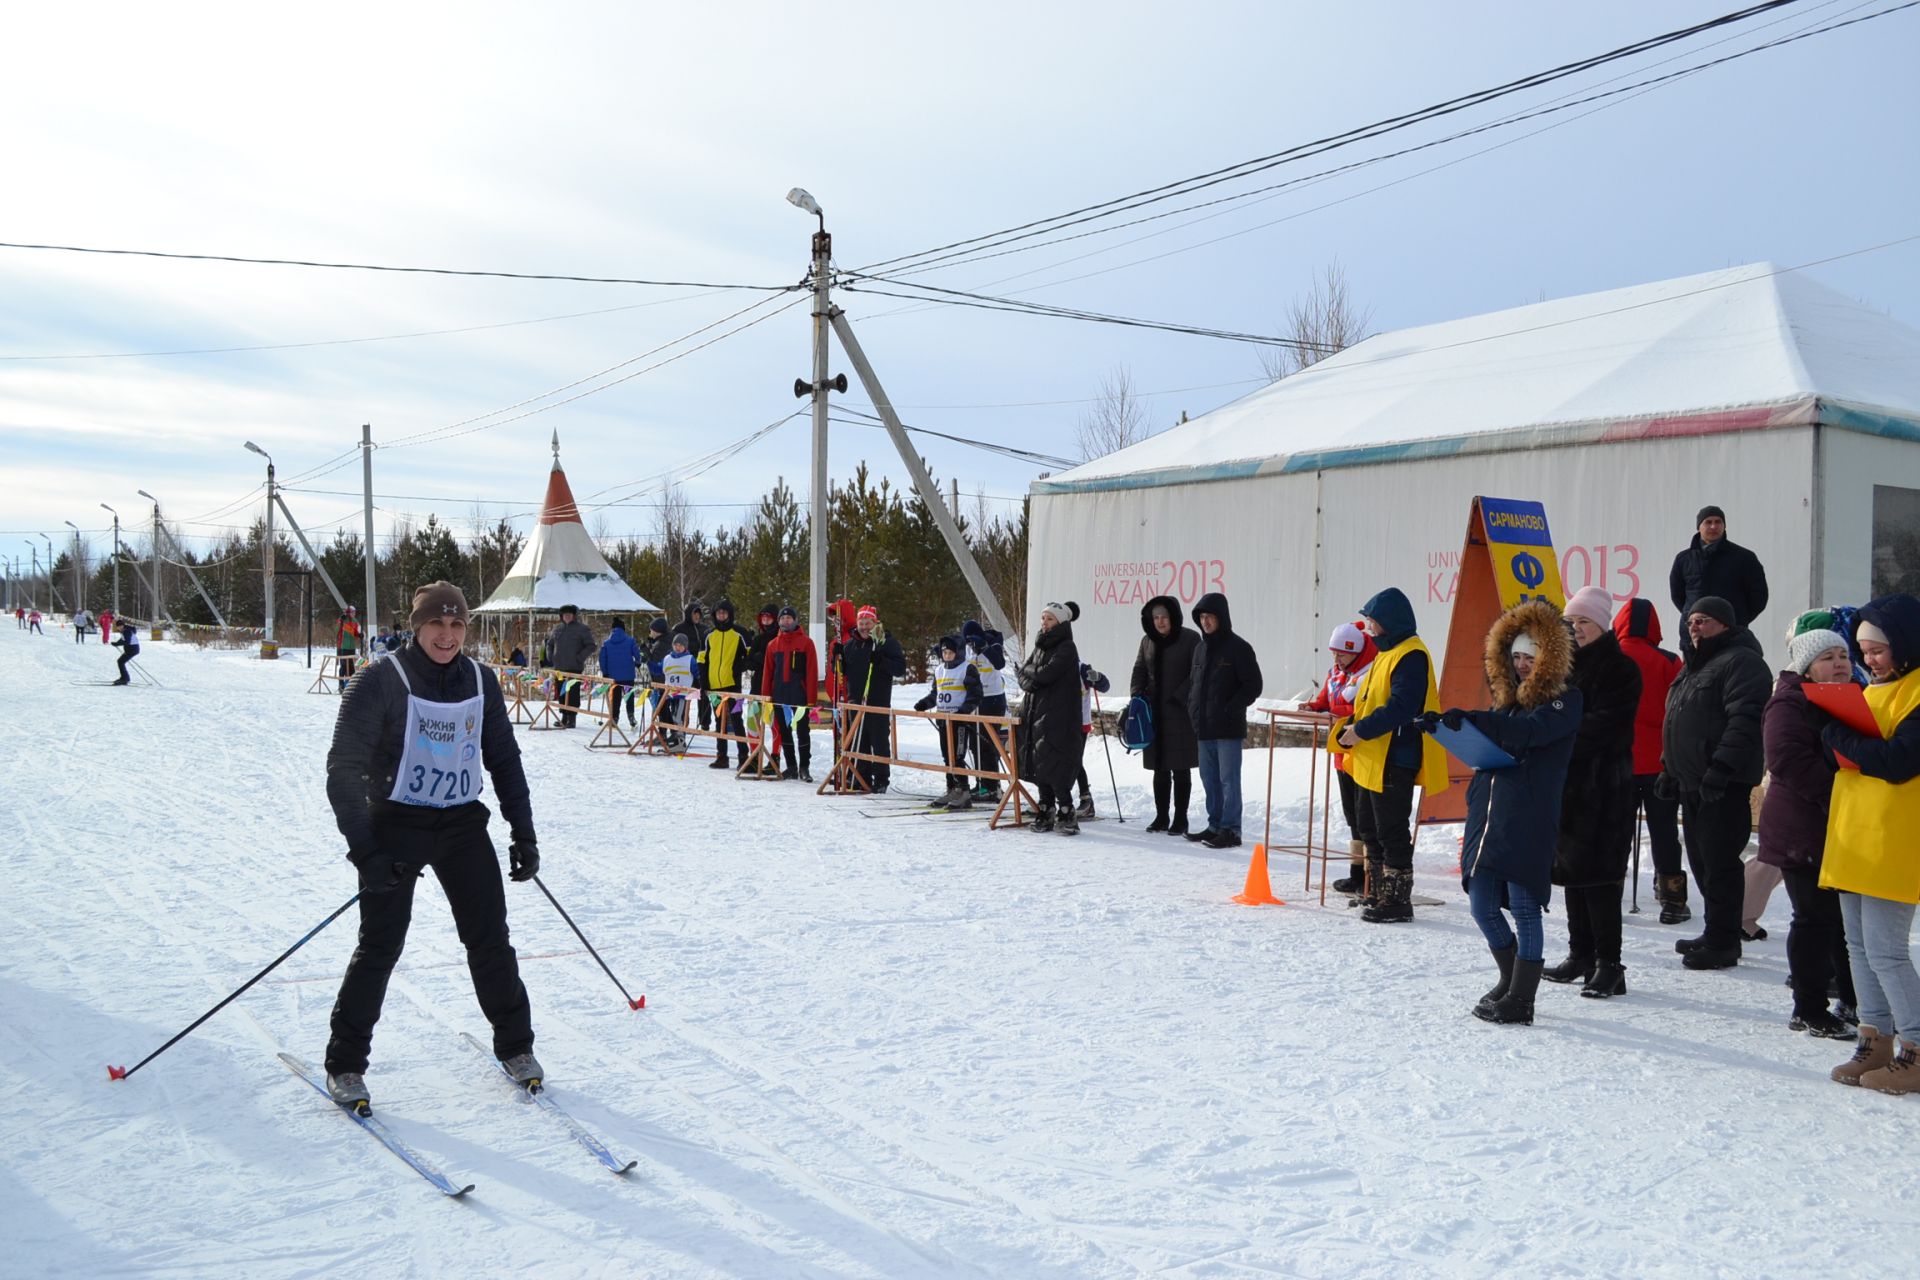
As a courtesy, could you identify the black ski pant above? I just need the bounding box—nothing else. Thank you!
[1681,787,1753,951]
[1563,881,1625,966]
[115,648,137,682]
[1356,762,1419,871]
[555,669,583,726]
[1634,773,1684,883]
[1783,865,1858,1016]
[939,722,974,792]
[777,704,811,773]
[711,693,745,762]
[974,695,1007,779]
[854,702,892,789]
[1152,768,1193,823]
[326,819,532,1075]
[76,625,87,644]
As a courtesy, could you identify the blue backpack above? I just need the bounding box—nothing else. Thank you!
[1118,696,1154,753]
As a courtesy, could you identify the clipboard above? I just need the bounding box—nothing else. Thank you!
[1805,680,1876,771]
[1432,719,1518,770]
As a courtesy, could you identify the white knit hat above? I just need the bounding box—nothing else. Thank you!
[1509,630,1540,658]
[1856,619,1890,649]
[1786,628,1850,676]
[1328,622,1366,654]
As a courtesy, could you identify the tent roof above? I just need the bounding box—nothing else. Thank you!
[473,440,659,614]
[1036,263,1920,494]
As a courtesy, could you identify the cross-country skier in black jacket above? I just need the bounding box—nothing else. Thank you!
[321,581,544,1111]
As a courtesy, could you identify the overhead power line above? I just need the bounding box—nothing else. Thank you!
[839,275,1297,347]
[854,0,1808,278]
[0,239,798,291]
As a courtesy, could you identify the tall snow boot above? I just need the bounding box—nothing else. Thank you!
[1833,1024,1894,1086]
[1353,856,1384,909]
[1657,873,1692,925]
[1331,840,1366,895]
[1055,801,1080,836]
[1542,951,1596,985]
[1477,945,1517,1014]
[1029,806,1055,833]
[1860,1038,1920,1096]
[1361,867,1413,923]
[1475,957,1543,1025]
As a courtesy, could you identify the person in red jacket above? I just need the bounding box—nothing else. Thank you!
[1614,598,1688,923]
[99,608,114,644]
[1307,621,1378,895]
[763,606,820,781]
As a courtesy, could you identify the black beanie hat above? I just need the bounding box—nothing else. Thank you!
[1696,505,1725,528]
[1688,595,1738,629]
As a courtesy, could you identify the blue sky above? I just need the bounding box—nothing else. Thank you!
[3,0,1916,562]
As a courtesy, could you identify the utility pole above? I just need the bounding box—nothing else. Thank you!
[245,442,277,657]
[24,544,37,610]
[361,423,378,635]
[789,187,834,657]
[140,490,162,624]
[100,504,121,617]
[42,533,62,610]
[63,520,82,612]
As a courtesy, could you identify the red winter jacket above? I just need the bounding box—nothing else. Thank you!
[763,627,819,706]
[1613,598,1681,777]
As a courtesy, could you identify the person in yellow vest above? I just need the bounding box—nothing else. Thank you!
[1338,587,1449,923]
[700,599,748,769]
[1817,594,1920,1095]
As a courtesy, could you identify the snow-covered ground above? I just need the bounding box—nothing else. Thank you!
[3,623,1912,1279]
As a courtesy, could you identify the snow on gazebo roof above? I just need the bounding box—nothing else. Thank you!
[473,433,658,614]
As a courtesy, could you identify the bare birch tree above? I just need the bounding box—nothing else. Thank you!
[656,482,696,608]
[1259,261,1374,381]
[1074,365,1151,462]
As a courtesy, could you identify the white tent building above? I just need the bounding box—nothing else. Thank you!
[1029,264,1920,695]
[475,438,658,617]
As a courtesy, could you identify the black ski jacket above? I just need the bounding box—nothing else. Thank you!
[1661,625,1772,791]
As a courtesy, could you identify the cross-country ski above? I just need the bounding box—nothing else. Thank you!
[460,1033,638,1175]
[279,1054,475,1198]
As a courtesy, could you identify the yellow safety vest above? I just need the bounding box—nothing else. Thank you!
[702,627,745,689]
[1347,636,1450,796]
[1821,668,1920,904]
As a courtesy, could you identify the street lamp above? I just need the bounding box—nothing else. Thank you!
[789,186,831,656]
[23,541,37,612]
[245,441,277,655]
[63,520,82,614]
[41,534,54,610]
[137,490,160,624]
[100,503,121,617]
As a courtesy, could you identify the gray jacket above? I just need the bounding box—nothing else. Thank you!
[547,618,596,673]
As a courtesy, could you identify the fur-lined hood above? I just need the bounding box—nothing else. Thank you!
[1484,599,1574,710]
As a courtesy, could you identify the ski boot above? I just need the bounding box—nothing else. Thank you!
[327,1071,371,1116]
[501,1052,545,1095]
[1030,807,1055,833]
[1075,794,1095,820]
[1055,803,1080,836]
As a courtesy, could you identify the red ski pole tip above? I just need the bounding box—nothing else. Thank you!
[630,996,646,1010]
[107,1065,127,1081]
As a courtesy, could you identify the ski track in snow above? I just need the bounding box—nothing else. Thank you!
[3,626,1915,1278]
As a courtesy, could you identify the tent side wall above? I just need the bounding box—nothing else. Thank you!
[1032,429,1815,701]
[1817,425,1920,607]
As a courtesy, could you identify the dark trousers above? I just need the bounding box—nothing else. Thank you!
[1564,881,1625,966]
[1336,770,1361,857]
[557,670,583,726]
[1681,788,1753,950]
[940,722,974,791]
[1783,865,1858,1016]
[855,703,892,788]
[697,692,713,731]
[777,705,811,772]
[115,650,136,682]
[76,625,87,644]
[1152,767,1193,822]
[337,653,357,684]
[326,827,531,1075]
[712,695,745,762]
[609,683,635,725]
[1634,774,1684,880]
[975,695,1007,777]
[1357,763,1418,871]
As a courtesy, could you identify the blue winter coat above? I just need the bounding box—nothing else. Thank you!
[598,627,641,684]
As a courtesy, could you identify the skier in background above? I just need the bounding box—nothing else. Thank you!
[110,618,139,684]
[963,619,1008,803]
[99,607,113,643]
[322,581,543,1112]
[73,607,93,644]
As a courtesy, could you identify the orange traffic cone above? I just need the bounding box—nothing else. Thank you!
[1232,844,1285,906]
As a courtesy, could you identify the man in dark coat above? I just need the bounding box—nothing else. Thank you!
[1669,506,1769,653]
[1015,601,1083,833]
[1130,595,1200,835]
[546,603,596,729]
[1184,591,1263,850]
[1659,595,1773,969]
[1546,587,1642,998]
[741,604,779,694]
[840,604,907,792]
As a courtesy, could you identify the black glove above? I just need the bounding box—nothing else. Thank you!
[509,839,540,883]
[1415,710,1441,733]
[352,850,411,896]
[1440,708,1468,732]
[1653,773,1679,801]
[1699,769,1731,806]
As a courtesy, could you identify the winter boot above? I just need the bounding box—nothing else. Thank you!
[1361,867,1413,923]
[1682,944,1740,970]
[1477,945,1517,1013]
[1356,857,1384,909]
[1831,1025,1893,1086]
[1674,933,1710,955]
[1029,807,1055,833]
[1542,952,1596,985]
[1789,1009,1856,1039]
[1657,874,1692,925]
[326,1071,371,1115]
[1167,815,1189,837]
[973,783,1001,803]
[946,787,974,811]
[707,755,731,770]
[1474,957,1543,1025]
[800,769,813,783]
[1860,1038,1920,1096]
[501,1052,545,1094]
[1202,830,1241,849]
[1185,827,1216,844]
[1332,842,1367,894]
[1146,814,1170,833]
[1075,794,1096,820]
[1580,963,1628,999]
[1055,803,1080,836]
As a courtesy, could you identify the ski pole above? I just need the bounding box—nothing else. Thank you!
[531,875,646,1010]
[108,891,361,1081]
[1629,798,1643,914]
[1093,689,1125,823]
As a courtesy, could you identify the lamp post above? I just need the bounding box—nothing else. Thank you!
[63,520,82,613]
[23,542,38,611]
[787,186,831,658]
[244,441,276,656]
[137,489,160,624]
[41,533,54,610]
[100,503,121,617]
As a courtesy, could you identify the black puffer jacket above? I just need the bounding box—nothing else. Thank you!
[841,630,907,705]
[1661,625,1772,791]
[1553,630,1643,886]
[1129,595,1199,771]
[547,617,596,673]
[1669,535,1769,642]
[325,641,535,859]
[1016,619,1082,793]
[1184,592,1263,740]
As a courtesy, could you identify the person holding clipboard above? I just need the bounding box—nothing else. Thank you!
[1431,600,1584,1027]
[1814,594,1920,1094]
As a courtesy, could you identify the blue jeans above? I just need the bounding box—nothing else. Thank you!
[1839,892,1920,1042]
[1469,871,1545,963]
[1196,738,1243,835]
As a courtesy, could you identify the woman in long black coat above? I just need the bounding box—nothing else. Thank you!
[1129,595,1200,835]
[1545,587,1644,999]
[1016,601,1083,832]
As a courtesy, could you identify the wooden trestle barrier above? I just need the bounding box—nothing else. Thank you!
[818,703,1038,830]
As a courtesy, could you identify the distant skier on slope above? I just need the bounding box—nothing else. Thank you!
[321,581,544,1113]
[109,619,139,684]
